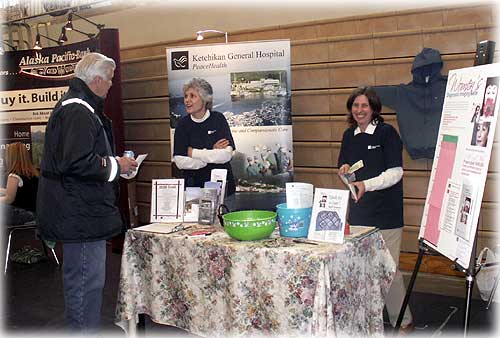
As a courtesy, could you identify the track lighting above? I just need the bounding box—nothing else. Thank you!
[58,27,68,43]
[1,40,18,51]
[65,12,105,32]
[195,29,228,44]
[33,32,62,50]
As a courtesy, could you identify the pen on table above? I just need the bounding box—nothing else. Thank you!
[292,239,319,245]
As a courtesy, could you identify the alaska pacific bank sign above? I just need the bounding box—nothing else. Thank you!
[170,49,285,71]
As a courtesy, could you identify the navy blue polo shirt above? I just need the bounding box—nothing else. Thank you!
[174,111,236,195]
[338,122,404,229]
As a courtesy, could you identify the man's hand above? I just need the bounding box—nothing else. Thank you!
[213,138,229,149]
[117,156,138,174]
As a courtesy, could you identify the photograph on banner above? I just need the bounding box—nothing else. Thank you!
[0,40,98,168]
[167,40,292,192]
[419,64,499,269]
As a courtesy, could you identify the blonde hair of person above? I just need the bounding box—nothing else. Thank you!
[5,142,39,178]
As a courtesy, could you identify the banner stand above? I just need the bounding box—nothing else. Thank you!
[394,41,496,336]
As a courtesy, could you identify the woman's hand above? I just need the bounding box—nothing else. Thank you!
[352,181,366,202]
[213,138,230,149]
[338,164,351,176]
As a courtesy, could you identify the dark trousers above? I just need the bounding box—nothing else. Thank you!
[62,240,106,333]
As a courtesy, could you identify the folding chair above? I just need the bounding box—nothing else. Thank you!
[4,220,60,274]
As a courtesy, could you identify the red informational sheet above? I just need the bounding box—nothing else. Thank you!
[423,136,457,245]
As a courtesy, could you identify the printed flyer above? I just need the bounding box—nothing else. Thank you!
[419,63,499,268]
[307,188,349,244]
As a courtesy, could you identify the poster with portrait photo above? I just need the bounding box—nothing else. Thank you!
[470,120,491,147]
[419,63,499,269]
[480,76,499,118]
[455,183,475,242]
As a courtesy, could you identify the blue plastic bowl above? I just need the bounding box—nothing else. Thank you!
[276,203,312,238]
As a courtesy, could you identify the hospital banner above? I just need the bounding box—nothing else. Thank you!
[167,40,292,192]
[419,63,499,268]
[0,39,98,167]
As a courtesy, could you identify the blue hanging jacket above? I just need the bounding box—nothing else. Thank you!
[375,48,448,159]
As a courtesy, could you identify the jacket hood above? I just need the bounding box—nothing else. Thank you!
[411,48,444,84]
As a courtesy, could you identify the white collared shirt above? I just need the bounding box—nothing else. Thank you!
[353,121,403,192]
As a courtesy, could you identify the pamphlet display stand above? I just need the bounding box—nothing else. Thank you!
[395,41,497,336]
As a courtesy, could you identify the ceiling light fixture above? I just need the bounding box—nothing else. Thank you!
[195,29,228,44]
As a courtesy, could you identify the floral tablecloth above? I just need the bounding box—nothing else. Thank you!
[115,226,395,337]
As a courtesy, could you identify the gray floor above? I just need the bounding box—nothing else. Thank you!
[2,231,498,337]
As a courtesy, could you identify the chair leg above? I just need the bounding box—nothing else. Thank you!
[4,231,14,275]
[50,248,60,267]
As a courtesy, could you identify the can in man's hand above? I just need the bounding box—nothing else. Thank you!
[123,150,135,159]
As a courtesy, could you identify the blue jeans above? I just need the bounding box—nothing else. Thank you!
[62,240,106,333]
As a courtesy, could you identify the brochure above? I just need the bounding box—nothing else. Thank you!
[120,153,148,180]
[150,179,185,223]
[339,159,364,201]
[184,187,202,222]
[210,169,227,202]
[307,188,349,244]
[285,182,314,208]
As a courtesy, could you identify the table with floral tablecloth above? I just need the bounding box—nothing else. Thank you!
[115,224,396,337]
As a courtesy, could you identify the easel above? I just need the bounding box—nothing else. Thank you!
[394,40,496,337]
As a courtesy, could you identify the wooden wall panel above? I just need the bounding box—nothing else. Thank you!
[281,25,318,40]
[317,20,362,38]
[122,97,169,120]
[137,162,172,183]
[355,16,398,34]
[396,11,444,30]
[375,61,413,85]
[122,76,168,99]
[292,117,337,141]
[479,202,499,232]
[293,168,336,188]
[122,56,166,80]
[444,6,494,26]
[476,25,497,43]
[124,120,170,140]
[423,27,477,54]
[136,182,151,203]
[373,32,424,59]
[124,140,171,161]
[401,225,420,252]
[403,171,430,199]
[332,62,376,87]
[292,41,329,65]
[137,203,151,224]
[293,142,335,167]
[291,66,330,90]
[330,90,351,115]
[291,90,331,116]
[330,36,374,62]
[403,199,425,226]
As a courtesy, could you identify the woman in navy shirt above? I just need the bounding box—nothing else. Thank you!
[337,86,413,332]
[173,78,236,196]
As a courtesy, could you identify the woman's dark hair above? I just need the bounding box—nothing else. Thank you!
[346,86,384,127]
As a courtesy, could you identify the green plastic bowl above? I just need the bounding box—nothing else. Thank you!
[221,210,277,241]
